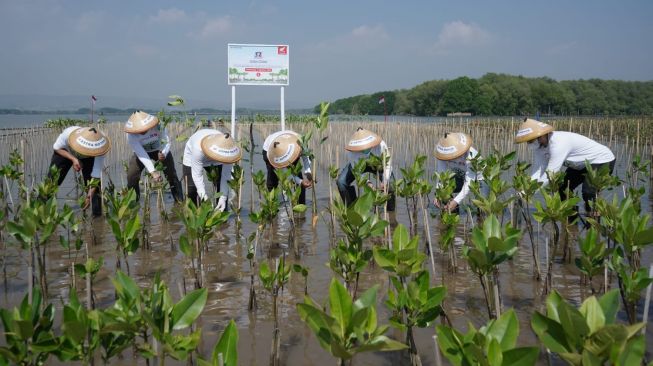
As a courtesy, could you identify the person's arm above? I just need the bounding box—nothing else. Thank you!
[530,148,548,183]
[218,163,232,196]
[452,174,472,204]
[90,156,105,179]
[380,142,392,182]
[544,143,567,177]
[160,127,172,157]
[127,134,156,173]
[54,148,81,171]
[301,156,312,176]
[192,158,208,200]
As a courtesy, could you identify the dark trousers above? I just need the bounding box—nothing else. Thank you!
[560,160,616,212]
[48,151,102,216]
[336,163,396,211]
[262,149,306,204]
[182,164,223,206]
[127,151,183,202]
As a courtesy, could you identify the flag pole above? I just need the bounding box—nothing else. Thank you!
[383,95,387,123]
[90,96,94,124]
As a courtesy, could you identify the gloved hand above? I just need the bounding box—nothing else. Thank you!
[215,196,227,212]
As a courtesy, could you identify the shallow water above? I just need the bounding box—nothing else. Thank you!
[0,121,652,365]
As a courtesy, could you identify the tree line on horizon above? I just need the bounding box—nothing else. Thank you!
[318,73,653,116]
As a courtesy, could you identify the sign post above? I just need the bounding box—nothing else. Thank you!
[227,44,290,135]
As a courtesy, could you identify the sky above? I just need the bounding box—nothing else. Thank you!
[1,0,652,109]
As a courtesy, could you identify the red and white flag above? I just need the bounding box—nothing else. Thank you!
[91,95,97,104]
[378,96,385,104]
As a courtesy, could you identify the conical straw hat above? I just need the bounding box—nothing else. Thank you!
[515,118,554,143]
[200,132,242,164]
[435,132,472,161]
[124,111,159,134]
[345,127,381,152]
[267,133,302,169]
[68,127,111,157]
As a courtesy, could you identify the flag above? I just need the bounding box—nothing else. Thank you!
[378,96,385,104]
[91,95,97,104]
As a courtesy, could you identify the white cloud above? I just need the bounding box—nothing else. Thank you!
[149,8,187,24]
[435,21,491,51]
[351,25,389,40]
[196,16,232,39]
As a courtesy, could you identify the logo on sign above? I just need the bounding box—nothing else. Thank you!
[254,51,262,58]
[277,46,287,55]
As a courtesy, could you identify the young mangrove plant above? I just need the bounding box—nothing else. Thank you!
[296,278,407,366]
[436,308,539,366]
[276,165,306,257]
[0,288,57,366]
[531,289,646,365]
[432,170,459,272]
[104,188,141,275]
[292,264,310,295]
[374,224,445,365]
[259,256,291,366]
[330,192,387,296]
[249,185,281,258]
[533,189,579,294]
[177,199,230,288]
[512,161,543,280]
[463,215,521,319]
[624,155,650,213]
[227,163,244,232]
[395,155,428,234]
[574,227,610,295]
[610,255,653,324]
[470,150,516,221]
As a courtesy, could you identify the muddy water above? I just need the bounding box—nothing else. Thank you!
[0,121,652,365]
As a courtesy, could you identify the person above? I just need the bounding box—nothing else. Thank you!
[262,130,313,204]
[48,126,111,216]
[336,127,395,210]
[434,132,483,212]
[514,118,615,214]
[125,111,183,202]
[182,129,241,211]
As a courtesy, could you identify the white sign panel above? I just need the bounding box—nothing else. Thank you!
[228,44,289,86]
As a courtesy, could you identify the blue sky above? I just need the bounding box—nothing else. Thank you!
[1,0,651,109]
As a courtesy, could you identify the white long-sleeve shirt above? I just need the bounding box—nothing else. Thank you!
[346,140,392,181]
[182,129,232,200]
[126,125,171,173]
[531,131,615,184]
[436,147,482,204]
[263,130,312,185]
[53,126,105,179]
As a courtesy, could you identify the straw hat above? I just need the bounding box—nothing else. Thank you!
[345,127,381,152]
[267,133,302,169]
[514,118,554,143]
[200,132,242,164]
[435,132,472,161]
[125,111,159,134]
[68,127,111,157]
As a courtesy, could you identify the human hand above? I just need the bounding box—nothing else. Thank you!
[301,178,313,188]
[433,199,442,208]
[445,200,458,212]
[81,187,96,210]
[150,171,163,182]
[72,158,82,172]
[158,152,166,161]
[215,196,227,212]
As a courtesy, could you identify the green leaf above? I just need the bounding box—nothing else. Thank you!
[329,278,352,338]
[487,339,503,365]
[171,288,208,330]
[212,319,238,366]
[293,204,307,213]
[530,312,571,354]
[486,309,519,351]
[598,289,620,324]
[579,296,605,334]
[392,224,409,250]
[501,347,539,366]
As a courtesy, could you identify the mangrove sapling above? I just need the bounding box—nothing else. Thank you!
[258,256,291,366]
[329,192,388,296]
[610,197,653,270]
[296,278,408,366]
[292,264,310,295]
[432,170,459,272]
[307,102,331,227]
[436,309,539,366]
[246,232,258,310]
[55,291,103,365]
[624,155,650,213]
[373,224,444,365]
[249,186,281,258]
[583,160,620,220]
[227,163,244,233]
[575,228,610,295]
[6,195,62,301]
[275,165,306,257]
[327,165,340,241]
[396,155,428,235]
[470,151,517,222]
[532,189,579,294]
[198,319,239,366]
[139,272,208,365]
[177,199,230,288]
[512,161,543,280]
[531,289,646,365]
[104,188,141,275]
[252,170,267,204]
[0,288,58,365]
[59,204,85,289]
[610,255,653,324]
[463,215,521,319]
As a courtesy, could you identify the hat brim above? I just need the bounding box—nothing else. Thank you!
[124,116,160,134]
[267,146,301,169]
[514,125,554,143]
[345,135,381,152]
[200,135,242,164]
